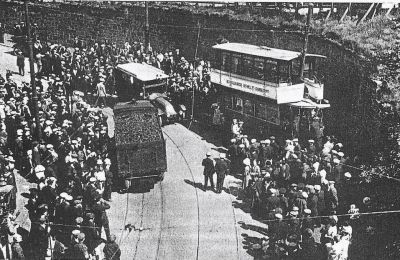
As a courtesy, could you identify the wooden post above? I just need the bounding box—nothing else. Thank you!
[300,3,313,79]
[357,3,375,25]
[145,1,150,52]
[325,3,333,21]
[386,4,394,17]
[339,3,351,23]
[371,3,381,19]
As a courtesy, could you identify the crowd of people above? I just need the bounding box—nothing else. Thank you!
[0,20,218,259]
[1,19,382,259]
[201,119,369,259]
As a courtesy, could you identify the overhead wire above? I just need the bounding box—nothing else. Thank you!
[319,157,400,183]
[15,207,400,231]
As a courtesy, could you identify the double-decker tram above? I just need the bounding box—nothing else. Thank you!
[207,42,330,141]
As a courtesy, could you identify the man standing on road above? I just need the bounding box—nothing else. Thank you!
[215,153,229,193]
[201,151,215,191]
[17,51,25,76]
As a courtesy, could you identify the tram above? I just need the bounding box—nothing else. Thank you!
[208,42,330,141]
[115,62,169,102]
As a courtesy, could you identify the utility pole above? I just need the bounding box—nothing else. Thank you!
[188,21,201,130]
[300,3,313,79]
[145,1,150,53]
[24,0,41,141]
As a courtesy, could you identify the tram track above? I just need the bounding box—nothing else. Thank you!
[154,181,164,260]
[197,133,241,260]
[132,193,145,260]
[162,129,201,260]
[119,124,240,260]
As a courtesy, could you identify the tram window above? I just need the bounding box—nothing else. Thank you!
[242,56,254,78]
[279,62,291,83]
[303,62,311,79]
[292,59,301,80]
[221,52,231,72]
[231,54,241,75]
[255,102,280,125]
[264,60,277,82]
[224,95,232,109]
[254,58,265,80]
[255,102,268,120]
[232,96,243,112]
[243,99,254,116]
[211,51,220,69]
[266,106,280,125]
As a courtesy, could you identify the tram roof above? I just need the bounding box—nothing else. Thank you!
[212,42,326,61]
[116,62,169,82]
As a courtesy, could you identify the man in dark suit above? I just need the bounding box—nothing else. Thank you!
[214,153,230,193]
[29,215,50,260]
[17,51,25,76]
[201,152,215,191]
[227,139,239,175]
[103,234,121,260]
[92,194,111,242]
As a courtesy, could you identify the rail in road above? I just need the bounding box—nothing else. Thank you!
[161,125,241,260]
[161,129,201,260]
[108,123,261,260]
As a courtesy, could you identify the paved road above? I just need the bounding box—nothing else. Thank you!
[108,123,269,260]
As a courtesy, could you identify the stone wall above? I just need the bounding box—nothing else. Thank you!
[0,2,380,156]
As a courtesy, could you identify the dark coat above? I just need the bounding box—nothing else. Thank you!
[201,157,215,176]
[215,159,229,176]
[17,54,25,67]
[103,241,121,260]
[11,242,25,260]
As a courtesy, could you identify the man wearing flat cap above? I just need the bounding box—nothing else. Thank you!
[92,193,111,242]
[305,139,316,158]
[84,177,98,210]
[66,232,89,260]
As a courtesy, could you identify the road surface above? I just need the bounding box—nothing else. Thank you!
[108,123,269,260]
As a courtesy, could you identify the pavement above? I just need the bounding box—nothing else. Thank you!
[0,43,38,234]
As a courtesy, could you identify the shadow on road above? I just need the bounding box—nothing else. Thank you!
[241,233,266,258]
[187,120,229,148]
[20,192,30,199]
[238,221,269,236]
[5,50,15,56]
[232,200,251,214]
[184,179,206,191]
[211,147,228,154]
